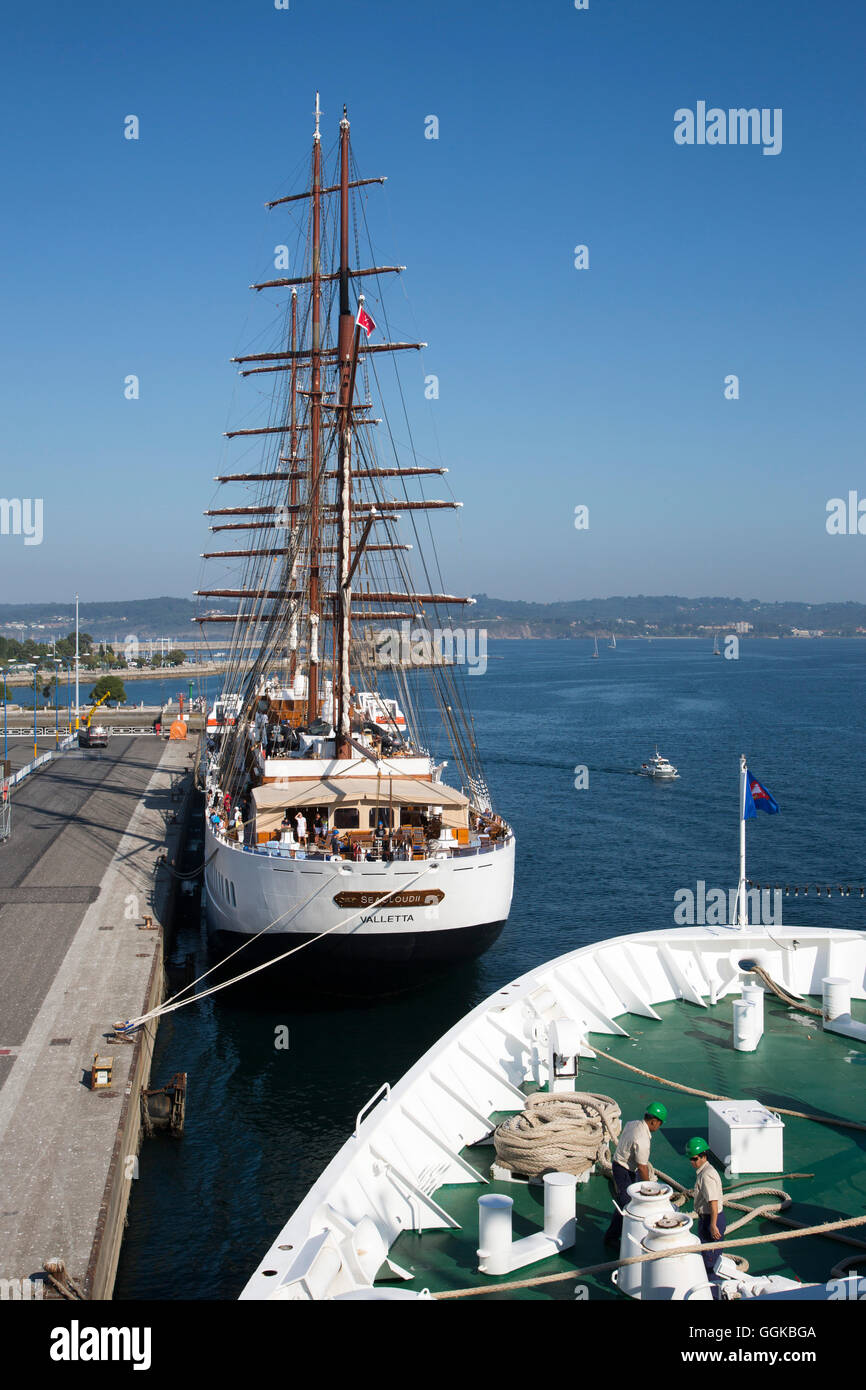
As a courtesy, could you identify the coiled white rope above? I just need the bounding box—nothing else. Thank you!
[493,1092,622,1178]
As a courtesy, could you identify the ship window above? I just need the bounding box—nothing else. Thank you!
[400,807,423,827]
[368,807,394,829]
[333,807,360,829]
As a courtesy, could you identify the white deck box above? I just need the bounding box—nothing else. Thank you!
[705,1099,784,1175]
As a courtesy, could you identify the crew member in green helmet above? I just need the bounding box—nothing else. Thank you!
[686,1137,726,1294]
[604,1101,668,1246]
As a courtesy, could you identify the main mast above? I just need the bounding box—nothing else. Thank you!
[197,96,479,783]
[335,107,356,757]
[287,286,299,678]
[307,93,323,722]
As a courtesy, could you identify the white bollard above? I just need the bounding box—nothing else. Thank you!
[742,981,764,1027]
[823,977,851,1022]
[477,1194,514,1276]
[542,1172,577,1244]
[733,998,760,1052]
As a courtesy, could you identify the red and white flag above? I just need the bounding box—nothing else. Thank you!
[355,304,376,337]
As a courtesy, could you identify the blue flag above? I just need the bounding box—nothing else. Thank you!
[744,770,780,819]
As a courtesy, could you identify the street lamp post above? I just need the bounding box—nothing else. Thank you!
[74,592,80,731]
[2,670,7,765]
[33,671,38,759]
[53,660,61,748]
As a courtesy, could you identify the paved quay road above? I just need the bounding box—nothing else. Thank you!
[0,737,166,1069]
[0,734,193,1293]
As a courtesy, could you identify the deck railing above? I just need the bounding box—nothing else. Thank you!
[207,827,512,862]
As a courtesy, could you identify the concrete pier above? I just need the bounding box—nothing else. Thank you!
[0,735,196,1297]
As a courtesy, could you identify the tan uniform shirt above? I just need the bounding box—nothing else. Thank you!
[693,1161,724,1215]
[613,1119,651,1171]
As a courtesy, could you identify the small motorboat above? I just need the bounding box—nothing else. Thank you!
[639,748,678,779]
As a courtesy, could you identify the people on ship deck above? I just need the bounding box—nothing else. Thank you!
[604,1101,668,1246]
[686,1137,726,1295]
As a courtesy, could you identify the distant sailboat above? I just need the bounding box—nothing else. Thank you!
[713,634,722,657]
[609,632,616,649]
[592,635,599,659]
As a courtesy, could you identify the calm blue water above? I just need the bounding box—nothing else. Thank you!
[114,638,866,1299]
[7,673,219,711]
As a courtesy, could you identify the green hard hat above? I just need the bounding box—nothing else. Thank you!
[686,1137,710,1158]
[645,1102,668,1123]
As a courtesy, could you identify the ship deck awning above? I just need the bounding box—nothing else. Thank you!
[252,778,469,811]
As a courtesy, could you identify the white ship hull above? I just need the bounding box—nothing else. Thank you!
[204,823,515,984]
[238,922,866,1299]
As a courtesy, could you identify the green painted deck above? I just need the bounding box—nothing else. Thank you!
[389,992,866,1299]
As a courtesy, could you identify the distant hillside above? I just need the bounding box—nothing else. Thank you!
[1,594,865,642]
[0,598,196,640]
[466,595,866,638]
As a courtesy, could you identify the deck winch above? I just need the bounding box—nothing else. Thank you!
[613,1182,677,1298]
[640,1214,713,1302]
[477,1172,577,1276]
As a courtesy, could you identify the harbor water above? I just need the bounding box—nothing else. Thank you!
[113,637,866,1299]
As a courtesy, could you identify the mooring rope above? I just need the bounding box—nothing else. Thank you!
[742,963,822,1016]
[115,863,433,1031]
[432,1212,866,1299]
[588,1042,866,1132]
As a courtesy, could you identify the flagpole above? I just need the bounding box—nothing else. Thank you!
[737,753,747,927]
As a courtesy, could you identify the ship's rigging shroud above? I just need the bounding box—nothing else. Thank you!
[197,103,492,812]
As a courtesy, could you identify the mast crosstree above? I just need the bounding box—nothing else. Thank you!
[198,95,488,805]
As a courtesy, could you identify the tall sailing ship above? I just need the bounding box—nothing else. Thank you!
[197,96,515,989]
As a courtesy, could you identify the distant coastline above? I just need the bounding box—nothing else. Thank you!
[3,593,866,647]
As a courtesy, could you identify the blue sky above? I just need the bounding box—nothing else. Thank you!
[1,0,865,604]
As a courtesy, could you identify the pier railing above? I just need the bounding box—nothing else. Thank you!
[6,736,75,788]
[6,726,166,738]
